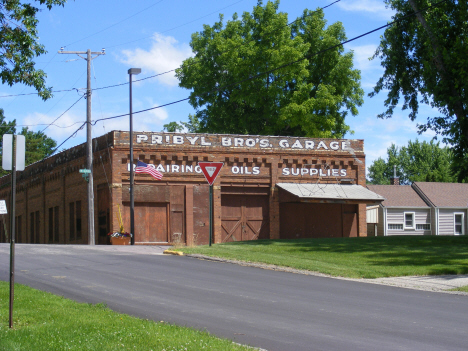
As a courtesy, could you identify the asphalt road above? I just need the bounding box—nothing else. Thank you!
[1,244,467,351]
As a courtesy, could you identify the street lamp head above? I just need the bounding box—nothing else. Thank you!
[128,68,141,75]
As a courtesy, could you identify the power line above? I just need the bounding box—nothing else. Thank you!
[63,0,166,48]
[43,0,450,159]
[50,122,86,154]
[0,0,342,99]
[41,94,85,132]
[105,0,246,49]
[91,0,446,125]
[0,121,85,130]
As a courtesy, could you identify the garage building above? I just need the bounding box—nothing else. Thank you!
[0,131,383,245]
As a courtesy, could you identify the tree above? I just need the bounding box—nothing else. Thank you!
[175,0,363,138]
[0,109,56,177]
[163,122,184,133]
[20,126,56,166]
[367,140,456,185]
[0,0,66,100]
[369,0,468,181]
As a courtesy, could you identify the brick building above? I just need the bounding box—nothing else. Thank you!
[0,131,383,245]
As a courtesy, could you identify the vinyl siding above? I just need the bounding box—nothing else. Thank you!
[438,209,467,235]
[385,208,431,235]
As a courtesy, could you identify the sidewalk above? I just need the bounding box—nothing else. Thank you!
[360,274,468,293]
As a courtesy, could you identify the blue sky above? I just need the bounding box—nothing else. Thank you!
[0,0,439,175]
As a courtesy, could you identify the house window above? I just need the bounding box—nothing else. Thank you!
[416,224,431,230]
[388,223,403,230]
[454,213,464,235]
[404,212,415,229]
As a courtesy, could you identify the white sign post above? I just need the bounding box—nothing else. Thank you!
[2,134,25,329]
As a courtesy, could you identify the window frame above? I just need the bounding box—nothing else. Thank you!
[404,212,415,230]
[388,223,404,230]
[454,213,465,235]
[416,223,431,231]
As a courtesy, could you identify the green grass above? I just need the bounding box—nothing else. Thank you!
[180,236,468,279]
[450,285,468,293]
[0,282,252,351]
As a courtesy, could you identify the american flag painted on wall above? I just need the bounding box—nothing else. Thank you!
[135,160,163,180]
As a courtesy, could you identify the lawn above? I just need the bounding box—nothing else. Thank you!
[180,236,468,279]
[0,282,253,351]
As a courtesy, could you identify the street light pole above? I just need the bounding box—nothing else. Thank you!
[128,68,141,245]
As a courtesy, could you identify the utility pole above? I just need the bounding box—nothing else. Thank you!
[58,48,105,245]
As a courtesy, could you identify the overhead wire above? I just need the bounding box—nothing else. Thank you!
[90,0,448,125]
[63,0,166,48]
[91,60,113,189]
[105,0,246,49]
[0,0,341,99]
[32,0,450,160]
[41,94,85,133]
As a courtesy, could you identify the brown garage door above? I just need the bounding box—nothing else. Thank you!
[221,191,269,242]
[280,203,358,239]
[123,202,169,243]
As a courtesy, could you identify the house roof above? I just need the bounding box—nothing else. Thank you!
[277,183,385,202]
[412,182,468,207]
[366,185,429,208]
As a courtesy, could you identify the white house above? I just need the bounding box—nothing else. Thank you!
[412,182,468,236]
[366,185,431,236]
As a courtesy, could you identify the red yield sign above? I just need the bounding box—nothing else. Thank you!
[198,162,224,185]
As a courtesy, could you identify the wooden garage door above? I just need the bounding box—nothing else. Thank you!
[123,202,169,243]
[280,203,358,239]
[221,194,269,242]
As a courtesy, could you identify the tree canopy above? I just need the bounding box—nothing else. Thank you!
[367,139,457,185]
[0,109,56,177]
[370,0,468,180]
[175,0,363,138]
[0,0,66,100]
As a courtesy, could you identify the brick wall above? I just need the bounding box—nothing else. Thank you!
[0,131,371,244]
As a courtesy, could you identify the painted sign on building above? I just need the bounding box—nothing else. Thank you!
[127,163,349,177]
[135,133,353,152]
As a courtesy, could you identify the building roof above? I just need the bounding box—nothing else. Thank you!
[277,183,385,202]
[366,185,429,208]
[412,182,468,207]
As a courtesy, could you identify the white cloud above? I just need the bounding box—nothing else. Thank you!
[337,0,394,20]
[121,33,192,87]
[347,44,381,72]
[345,44,383,89]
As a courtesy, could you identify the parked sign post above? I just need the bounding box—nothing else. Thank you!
[198,162,224,246]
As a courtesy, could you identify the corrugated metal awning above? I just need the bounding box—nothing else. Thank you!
[277,183,385,203]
